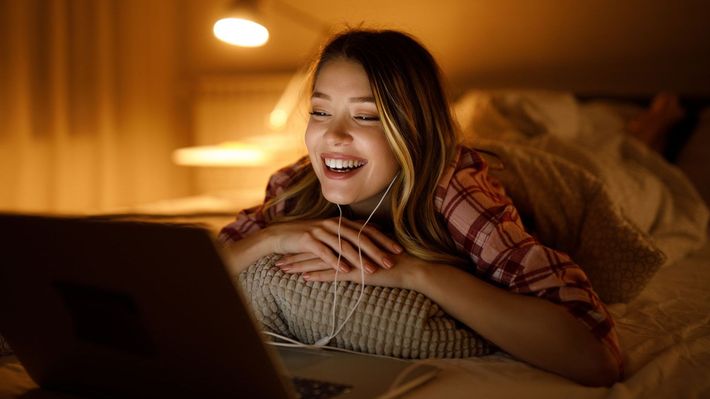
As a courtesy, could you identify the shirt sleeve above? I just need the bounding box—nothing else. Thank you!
[218,156,310,244]
[439,149,623,367]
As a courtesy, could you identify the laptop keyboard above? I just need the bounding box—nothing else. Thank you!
[291,376,352,399]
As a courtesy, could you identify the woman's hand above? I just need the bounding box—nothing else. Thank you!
[278,251,427,290]
[264,217,403,274]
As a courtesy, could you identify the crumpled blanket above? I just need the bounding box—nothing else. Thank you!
[455,90,709,303]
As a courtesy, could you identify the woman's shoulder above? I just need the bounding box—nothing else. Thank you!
[265,155,312,199]
[454,144,489,170]
[437,145,489,188]
[270,154,311,181]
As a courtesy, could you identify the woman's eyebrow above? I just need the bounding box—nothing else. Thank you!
[311,91,375,103]
[349,96,375,103]
[312,91,330,100]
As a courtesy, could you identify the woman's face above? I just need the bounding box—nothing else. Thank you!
[305,58,400,209]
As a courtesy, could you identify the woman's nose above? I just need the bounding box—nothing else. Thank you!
[323,117,352,145]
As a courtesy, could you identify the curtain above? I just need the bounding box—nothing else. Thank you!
[0,0,191,214]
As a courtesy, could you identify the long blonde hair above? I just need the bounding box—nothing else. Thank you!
[264,29,468,267]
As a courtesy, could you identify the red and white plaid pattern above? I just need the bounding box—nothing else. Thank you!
[220,146,622,366]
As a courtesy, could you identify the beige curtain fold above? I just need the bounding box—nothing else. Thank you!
[0,0,191,214]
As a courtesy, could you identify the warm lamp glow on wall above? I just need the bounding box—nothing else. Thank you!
[182,1,325,169]
[172,142,271,167]
[268,70,310,130]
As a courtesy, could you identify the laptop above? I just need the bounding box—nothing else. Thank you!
[0,213,439,399]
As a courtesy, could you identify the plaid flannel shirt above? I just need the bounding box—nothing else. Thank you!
[219,146,622,366]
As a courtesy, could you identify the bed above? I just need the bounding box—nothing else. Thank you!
[1,90,709,398]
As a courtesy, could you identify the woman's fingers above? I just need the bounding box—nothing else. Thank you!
[302,269,338,282]
[340,218,404,255]
[278,248,382,276]
[322,218,398,270]
[278,252,353,273]
[302,269,368,283]
[309,225,380,273]
[273,218,402,274]
[276,252,319,265]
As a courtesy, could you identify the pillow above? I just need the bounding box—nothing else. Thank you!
[457,91,708,301]
[454,90,580,140]
[238,254,493,359]
[476,138,667,304]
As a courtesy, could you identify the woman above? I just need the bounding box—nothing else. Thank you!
[219,29,621,387]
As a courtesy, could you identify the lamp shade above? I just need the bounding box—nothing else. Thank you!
[213,17,269,47]
[213,0,269,47]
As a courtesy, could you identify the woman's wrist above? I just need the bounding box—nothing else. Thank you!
[223,227,278,276]
[407,261,480,298]
[256,224,278,253]
[404,258,438,293]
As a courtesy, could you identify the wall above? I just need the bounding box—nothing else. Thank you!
[0,0,192,214]
[2,0,708,213]
[188,73,307,205]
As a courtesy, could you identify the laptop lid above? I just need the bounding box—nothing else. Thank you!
[0,213,295,398]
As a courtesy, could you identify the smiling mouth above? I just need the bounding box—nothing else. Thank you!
[323,157,367,173]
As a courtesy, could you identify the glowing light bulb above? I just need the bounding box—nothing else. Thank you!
[213,17,269,47]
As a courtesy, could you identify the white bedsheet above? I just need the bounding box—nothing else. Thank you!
[405,239,710,399]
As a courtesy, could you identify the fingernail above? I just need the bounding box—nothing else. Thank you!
[366,264,376,274]
[302,273,311,280]
[340,265,350,273]
[275,260,286,266]
[280,267,291,273]
[392,245,403,254]
[382,256,394,269]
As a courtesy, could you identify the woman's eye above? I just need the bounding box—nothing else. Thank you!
[309,110,330,118]
[354,115,380,122]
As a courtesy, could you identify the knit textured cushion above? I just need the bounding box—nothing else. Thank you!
[238,254,492,359]
[479,138,666,303]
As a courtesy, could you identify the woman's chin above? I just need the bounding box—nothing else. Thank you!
[322,191,355,206]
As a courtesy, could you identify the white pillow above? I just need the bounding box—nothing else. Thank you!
[454,90,580,140]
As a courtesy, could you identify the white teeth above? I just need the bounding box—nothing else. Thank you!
[324,158,365,170]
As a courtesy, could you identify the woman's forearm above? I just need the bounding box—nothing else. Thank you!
[409,263,620,386]
[221,228,276,276]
